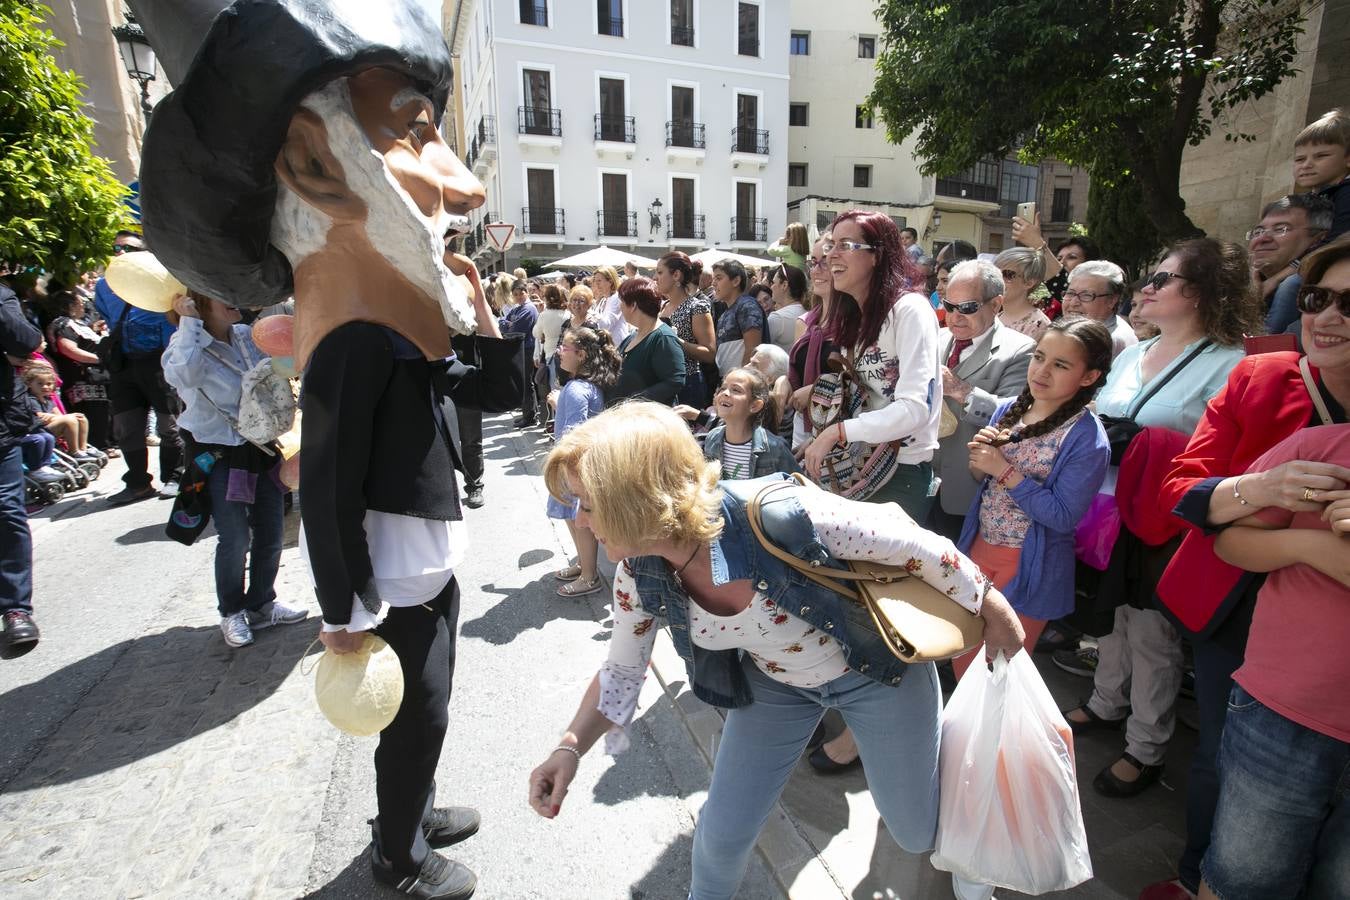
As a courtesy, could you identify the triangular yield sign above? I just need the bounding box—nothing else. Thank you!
[484,222,516,252]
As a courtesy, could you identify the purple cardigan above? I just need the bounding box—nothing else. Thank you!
[958,400,1110,620]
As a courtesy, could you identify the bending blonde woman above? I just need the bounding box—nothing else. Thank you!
[526,402,1023,900]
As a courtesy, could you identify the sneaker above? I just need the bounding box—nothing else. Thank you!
[1053,646,1098,678]
[107,484,158,506]
[30,465,65,483]
[146,433,161,446]
[159,480,179,498]
[370,828,476,899]
[220,611,254,648]
[463,484,484,509]
[0,611,40,660]
[246,600,307,629]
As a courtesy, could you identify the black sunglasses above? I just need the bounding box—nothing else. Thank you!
[941,298,986,315]
[1143,270,1189,291]
[1296,285,1350,316]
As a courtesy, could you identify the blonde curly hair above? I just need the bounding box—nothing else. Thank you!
[544,402,723,548]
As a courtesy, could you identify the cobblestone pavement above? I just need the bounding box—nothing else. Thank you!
[0,418,777,900]
[2,413,1194,899]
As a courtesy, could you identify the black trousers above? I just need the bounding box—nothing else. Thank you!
[454,402,483,488]
[110,355,183,487]
[373,576,461,871]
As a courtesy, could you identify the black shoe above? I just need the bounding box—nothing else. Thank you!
[1063,703,1126,735]
[106,484,158,506]
[1053,646,1098,678]
[807,743,861,774]
[806,721,828,751]
[1034,623,1078,654]
[370,835,476,899]
[463,485,484,510]
[0,611,40,660]
[513,416,532,428]
[423,806,481,848]
[1093,752,1163,798]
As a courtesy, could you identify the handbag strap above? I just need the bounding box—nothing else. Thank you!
[1125,338,1211,419]
[1300,356,1335,426]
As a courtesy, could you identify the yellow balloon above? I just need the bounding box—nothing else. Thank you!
[104,252,186,313]
[314,635,404,736]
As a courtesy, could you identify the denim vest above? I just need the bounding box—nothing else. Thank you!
[627,473,911,709]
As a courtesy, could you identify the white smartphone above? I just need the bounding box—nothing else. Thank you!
[1016,201,1037,223]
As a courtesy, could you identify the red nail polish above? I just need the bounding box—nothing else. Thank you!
[551,804,561,816]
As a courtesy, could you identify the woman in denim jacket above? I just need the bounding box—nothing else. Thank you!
[526,402,1025,900]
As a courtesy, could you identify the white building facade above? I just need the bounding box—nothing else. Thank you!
[447,0,789,270]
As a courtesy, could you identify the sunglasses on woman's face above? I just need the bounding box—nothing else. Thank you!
[1296,285,1350,316]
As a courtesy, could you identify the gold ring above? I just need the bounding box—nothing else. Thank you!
[1303,487,1317,502]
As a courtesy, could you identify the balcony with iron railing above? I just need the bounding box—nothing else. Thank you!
[670,24,695,46]
[597,210,638,239]
[666,213,706,241]
[666,120,705,149]
[731,126,769,156]
[730,216,768,243]
[518,106,562,138]
[474,115,497,148]
[522,207,565,237]
[594,114,636,143]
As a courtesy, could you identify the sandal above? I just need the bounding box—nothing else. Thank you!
[552,565,582,581]
[1063,704,1125,735]
[557,578,603,598]
[1093,752,1163,798]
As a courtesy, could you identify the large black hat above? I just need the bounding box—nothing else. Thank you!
[129,0,453,309]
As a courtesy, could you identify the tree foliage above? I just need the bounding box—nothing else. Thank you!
[1087,177,1165,278]
[868,0,1307,243]
[0,0,130,281]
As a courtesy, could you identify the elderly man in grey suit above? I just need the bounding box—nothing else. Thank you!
[928,260,1036,541]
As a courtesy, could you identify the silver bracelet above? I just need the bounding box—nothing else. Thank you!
[1233,476,1250,506]
[552,745,582,762]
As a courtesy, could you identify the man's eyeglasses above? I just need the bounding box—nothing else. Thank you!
[1062,289,1113,304]
[1296,285,1350,316]
[941,297,986,316]
[1141,271,1190,292]
[1246,224,1314,241]
[821,239,874,253]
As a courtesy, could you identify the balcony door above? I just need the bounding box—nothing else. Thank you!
[523,69,552,134]
[735,182,757,240]
[671,85,695,146]
[672,177,696,238]
[602,172,629,236]
[599,77,626,141]
[735,94,758,152]
[527,168,557,234]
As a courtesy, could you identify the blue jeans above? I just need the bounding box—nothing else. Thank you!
[691,659,941,900]
[18,432,54,470]
[0,445,33,614]
[1202,684,1350,900]
[207,462,284,617]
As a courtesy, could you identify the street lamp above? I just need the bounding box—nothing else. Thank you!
[112,13,157,117]
[647,197,663,241]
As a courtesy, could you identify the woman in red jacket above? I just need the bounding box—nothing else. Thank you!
[1141,235,1350,900]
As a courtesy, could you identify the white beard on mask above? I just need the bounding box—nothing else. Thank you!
[270,78,477,335]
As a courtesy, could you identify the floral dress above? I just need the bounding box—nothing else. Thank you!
[978,410,1084,547]
[594,486,989,751]
[669,293,713,378]
[1000,308,1051,342]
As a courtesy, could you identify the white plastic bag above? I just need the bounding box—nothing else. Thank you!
[930,649,1092,894]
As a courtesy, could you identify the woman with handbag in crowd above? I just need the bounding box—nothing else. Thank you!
[799,210,941,517]
[949,319,1112,678]
[656,252,717,408]
[162,292,305,650]
[526,402,1025,900]
[46,290,114,453]
[1061,239,1259,801]
[1130,235,1350,900]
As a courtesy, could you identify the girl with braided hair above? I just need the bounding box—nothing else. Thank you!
[950,318,1113,677]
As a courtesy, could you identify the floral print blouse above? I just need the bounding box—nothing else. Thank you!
[978,410,1084,548]
[999,308,1051,342]
[595,486,990,752]
[669,293,712,377]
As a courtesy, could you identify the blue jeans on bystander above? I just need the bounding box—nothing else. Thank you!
[1202,684,1350,900]
[0,445,33,615]
[690,659,942,900]
[206,461,284,618]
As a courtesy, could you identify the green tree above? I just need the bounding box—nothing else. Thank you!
[1087,177,1165,278]
[868,0,1307,243]
[0,0,130,281]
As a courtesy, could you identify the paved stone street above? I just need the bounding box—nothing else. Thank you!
[1,413,1192,899]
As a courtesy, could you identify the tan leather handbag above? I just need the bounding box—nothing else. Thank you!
[746,475,985,663]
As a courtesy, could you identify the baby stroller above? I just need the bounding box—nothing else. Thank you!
[51,446,100,490]
[18,433,81,506]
